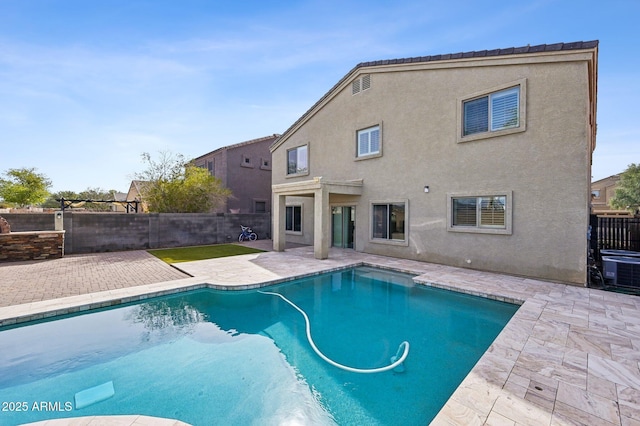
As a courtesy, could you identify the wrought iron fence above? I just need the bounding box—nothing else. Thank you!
[595,216,640,258]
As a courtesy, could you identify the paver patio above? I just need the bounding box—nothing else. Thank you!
[0,251,188,307]
[1,242,639,425]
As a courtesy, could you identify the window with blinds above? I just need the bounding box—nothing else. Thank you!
[490,88,519,131]
[463,86,520,136]
[452,197,477,226]
[463,98,489,136]
[357,125,380,157]
[480,196,506,226]
[452,196,506,228]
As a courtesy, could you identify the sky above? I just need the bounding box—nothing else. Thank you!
[0,0,638,193]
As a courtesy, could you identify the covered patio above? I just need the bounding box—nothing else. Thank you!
[272,177,363,259]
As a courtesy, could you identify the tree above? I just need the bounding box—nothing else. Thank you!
[610,163,640,215]
[136,151,231,213]
[0,168,52,207]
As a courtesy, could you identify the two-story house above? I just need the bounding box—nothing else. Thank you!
[270,41,598,285]
[591,174,631,216]
[194,134,279,213]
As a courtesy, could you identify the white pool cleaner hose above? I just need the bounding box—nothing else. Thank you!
[259,290,410,374]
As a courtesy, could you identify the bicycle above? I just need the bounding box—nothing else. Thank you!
[238,225,258,242]
[587,249,605,288]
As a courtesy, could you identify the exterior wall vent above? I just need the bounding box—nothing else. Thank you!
[352,79,361,95]
[352,75,370,95]
[362,74,371,91]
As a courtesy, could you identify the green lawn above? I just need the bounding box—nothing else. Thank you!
[148,244,265,263]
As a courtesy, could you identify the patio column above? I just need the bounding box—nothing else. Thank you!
[273,193,286,252]
[314,185,329,259]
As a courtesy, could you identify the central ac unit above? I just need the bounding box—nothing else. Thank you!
[602,256,640,288]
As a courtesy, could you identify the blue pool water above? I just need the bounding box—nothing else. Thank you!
[0,267,518,425]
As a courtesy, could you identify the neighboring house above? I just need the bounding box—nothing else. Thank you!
[270,41,598,285]
[125,180,149,213]
[111,192,128,212]
[591,174,631,216]
[193,135,279,213]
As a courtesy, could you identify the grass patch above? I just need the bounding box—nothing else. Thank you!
[148,244,265,263]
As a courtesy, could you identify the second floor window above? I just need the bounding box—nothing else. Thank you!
[287,145,308,175]
[357,125,380,157]
[463,86,520,136]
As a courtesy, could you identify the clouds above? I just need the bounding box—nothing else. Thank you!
[0,0,638,191]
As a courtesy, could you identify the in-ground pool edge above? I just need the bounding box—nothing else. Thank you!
[0,260,528,327]
[0,263,366,327]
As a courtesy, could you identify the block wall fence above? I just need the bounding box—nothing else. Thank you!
[2,212,271,255]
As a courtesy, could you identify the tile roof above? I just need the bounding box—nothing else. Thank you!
[272,40,598,148]
[194,134,280,160]
[354,41,598,69]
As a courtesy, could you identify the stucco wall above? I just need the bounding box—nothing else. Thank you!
[2,212,271,254]
[193,136,276,213]
[272,50,596,284]
[227,142,272,213]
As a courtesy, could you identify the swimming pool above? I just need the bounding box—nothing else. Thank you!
[0,266,518,425]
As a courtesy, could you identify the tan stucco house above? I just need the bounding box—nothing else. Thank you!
[270,41,598,285]
[193,135,279,213]
[125,180,149,213]
[591,174,631,216]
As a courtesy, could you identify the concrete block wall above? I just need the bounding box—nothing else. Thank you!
[1,212,271,254]
[3,214,55,232]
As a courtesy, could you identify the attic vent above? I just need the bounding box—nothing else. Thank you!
[352,79,361,95]
[362,74,371,90]
[351,74,371,95]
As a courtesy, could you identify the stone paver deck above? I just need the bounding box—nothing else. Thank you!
[1,242,640,425]
[0,251,189,307]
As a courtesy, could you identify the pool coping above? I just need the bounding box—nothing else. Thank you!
[2,247,639,425]
[0,261,524,328]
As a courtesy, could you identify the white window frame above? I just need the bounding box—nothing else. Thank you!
[285,204,303,234]
[369,200,409,246]
[447,191,513,235]
[457,79,526,143]
[286,144,309,177]
[356,125,381,159]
